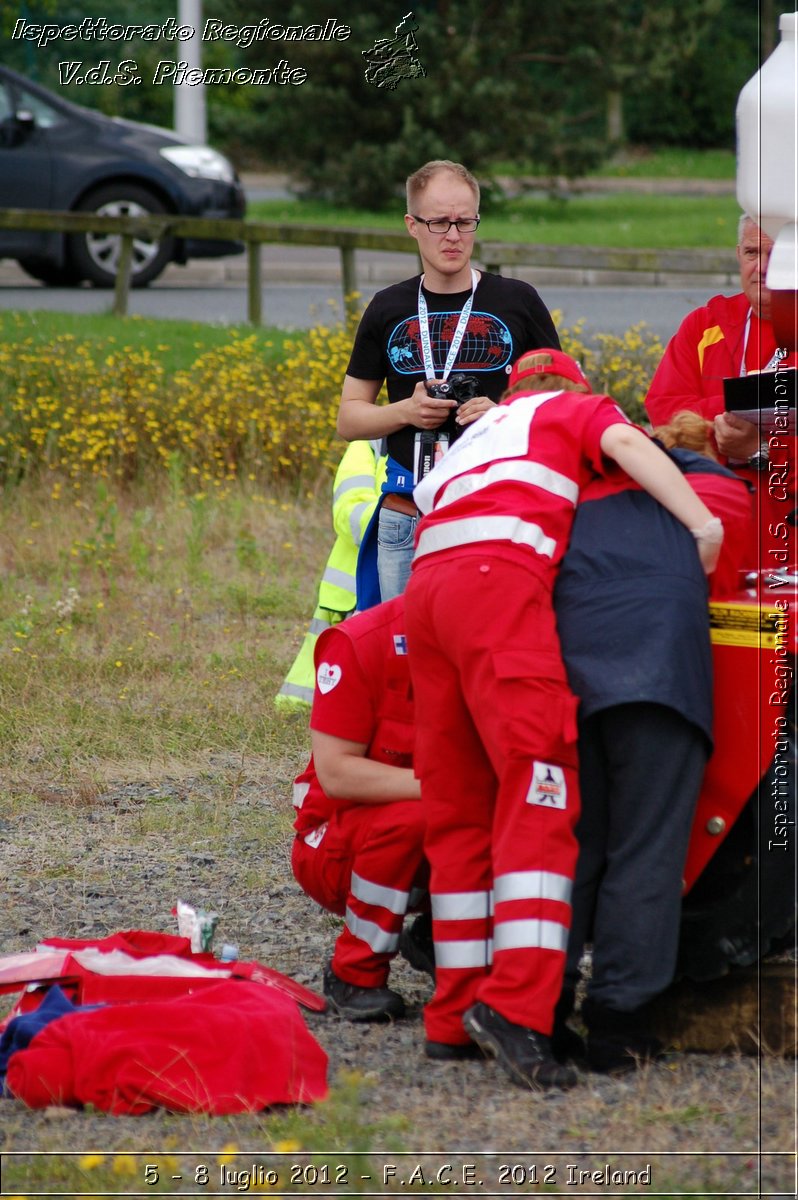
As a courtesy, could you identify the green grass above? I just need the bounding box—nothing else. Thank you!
[2,1071,408,1193]
[494,146,736,181]
[596,147,735,180]
[483,193,739,249]
[0,478,327,779]
[249,192,740,249]
[0,310,294,374]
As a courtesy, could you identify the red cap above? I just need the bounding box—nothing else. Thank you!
[508,348,591,392]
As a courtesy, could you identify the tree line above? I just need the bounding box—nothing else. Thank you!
[3,0,771,207]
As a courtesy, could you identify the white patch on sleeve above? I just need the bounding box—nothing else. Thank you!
[303,823,328,848]
[526,762,567,809]
[316,662,342,694]
[292,780,310,810]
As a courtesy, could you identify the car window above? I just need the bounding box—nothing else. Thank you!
[0,83,12,124]
[16,85,66,129]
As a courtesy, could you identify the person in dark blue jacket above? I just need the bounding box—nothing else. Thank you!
[550,396,751,1074]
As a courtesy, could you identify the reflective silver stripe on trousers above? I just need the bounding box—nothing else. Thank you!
[493,918,569,953]
[349,499,371,547]
[437,461,579,510]
[334,474,378,504]
[434,938,493,969]
[292,780,311,810]
[345,908,400,954]
[322,565,356,591]
[351,871,410,916]
[432,890,493,921]
[309,616,332,635]
[494,870,573,906]
[415,515,556,561]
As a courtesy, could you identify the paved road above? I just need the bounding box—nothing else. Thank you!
[0,170,737,338]
[0,267,723,342]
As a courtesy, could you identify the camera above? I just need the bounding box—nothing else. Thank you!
[415,374,481,484]
[425,373,481,403]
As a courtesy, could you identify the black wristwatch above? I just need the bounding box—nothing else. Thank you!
[748,443,770,472]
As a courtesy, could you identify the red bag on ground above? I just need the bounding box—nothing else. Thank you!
[6,980,328,1114]
[0,931,326,1018]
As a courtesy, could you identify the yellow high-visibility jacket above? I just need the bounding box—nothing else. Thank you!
[277,441,387,706]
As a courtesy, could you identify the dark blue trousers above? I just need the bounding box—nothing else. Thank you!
[565,702,708,1012]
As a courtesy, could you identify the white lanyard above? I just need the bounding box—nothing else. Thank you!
[417,269,478,381]
[739,308,785,376]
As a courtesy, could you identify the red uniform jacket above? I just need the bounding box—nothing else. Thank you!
[292,595,413,838]
[645,292,796,570]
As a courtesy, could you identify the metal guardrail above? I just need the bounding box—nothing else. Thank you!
[0,208,737,325]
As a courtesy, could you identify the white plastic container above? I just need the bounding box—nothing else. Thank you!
[736,11,798,240]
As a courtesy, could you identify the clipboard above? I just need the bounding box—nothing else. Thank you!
[723,368,796,436]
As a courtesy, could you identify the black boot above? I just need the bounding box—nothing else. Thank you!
[398,912,436,979]
[582,997,663,1074]
[463,1002,579,1090]
[323,963,406,1021]
[551,987,586,1064]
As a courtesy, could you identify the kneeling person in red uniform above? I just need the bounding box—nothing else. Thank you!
[291,595,429,1021]
[405,349,724,1089]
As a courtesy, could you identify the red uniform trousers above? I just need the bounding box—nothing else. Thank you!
[405,554,580,1046]
[291,800,428,988]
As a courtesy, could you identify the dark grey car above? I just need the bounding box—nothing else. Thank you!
[0,64,246,286]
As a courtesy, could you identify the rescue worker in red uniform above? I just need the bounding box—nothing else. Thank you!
[646,215,797,572]
[404,348,723,1090]
[291,595,429,1021]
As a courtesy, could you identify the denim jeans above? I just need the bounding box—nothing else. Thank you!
[377,507,418,601]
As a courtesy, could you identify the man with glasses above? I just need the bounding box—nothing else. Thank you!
[337,159,560,602]
[645,214,797,572]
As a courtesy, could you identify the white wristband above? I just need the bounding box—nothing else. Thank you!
[690,517,724,545]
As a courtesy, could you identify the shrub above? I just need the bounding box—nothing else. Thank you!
[0,321,359,493]
[555,314,664,426]
[0,313,661,492]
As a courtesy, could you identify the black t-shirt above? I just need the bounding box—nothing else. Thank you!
[346,271,560,471]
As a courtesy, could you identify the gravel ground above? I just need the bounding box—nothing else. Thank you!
[0,758,794,1197]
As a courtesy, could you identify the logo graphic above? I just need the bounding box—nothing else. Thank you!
[316,662,342,694]
[387,311,513,375]
[304,822,328,848]
[393,634,408,655]
[362,11,426,90]
[526,763,567,809]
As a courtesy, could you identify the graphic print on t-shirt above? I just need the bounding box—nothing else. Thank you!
[387,310,513,374]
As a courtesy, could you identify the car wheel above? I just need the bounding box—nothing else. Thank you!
[18,257,86,287]
[69,184,175,288]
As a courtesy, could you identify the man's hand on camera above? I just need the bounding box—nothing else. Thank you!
[402,379,456,429]
[456,394,496,426]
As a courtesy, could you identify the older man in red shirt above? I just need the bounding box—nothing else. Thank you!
[646,214,796,572]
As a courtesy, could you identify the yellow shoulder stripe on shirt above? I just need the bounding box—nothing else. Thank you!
[697,325,725,373]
